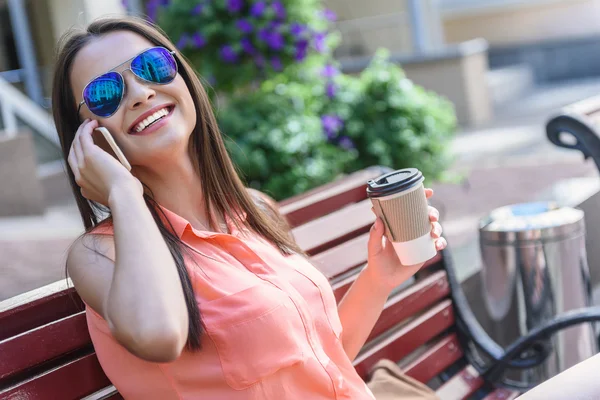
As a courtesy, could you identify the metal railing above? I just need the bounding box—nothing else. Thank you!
[0,76,59,147]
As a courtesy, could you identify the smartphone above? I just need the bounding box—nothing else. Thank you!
[93,127,132,171]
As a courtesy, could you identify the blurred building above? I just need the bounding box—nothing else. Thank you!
[327,0,600,122]
[0,0,126,216]
[0,0,126,103]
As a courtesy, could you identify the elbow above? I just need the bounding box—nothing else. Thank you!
[113,324,188,363]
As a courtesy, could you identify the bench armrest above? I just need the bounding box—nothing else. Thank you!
[546,113,600,173]
[442,249,600,391]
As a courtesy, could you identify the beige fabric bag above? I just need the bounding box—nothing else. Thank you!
[367,359,440,400]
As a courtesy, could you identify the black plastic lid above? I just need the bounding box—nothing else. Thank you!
[366,168,423,198]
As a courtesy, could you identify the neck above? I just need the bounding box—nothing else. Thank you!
[132,154,220,232]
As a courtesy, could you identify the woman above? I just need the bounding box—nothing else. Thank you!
[53,16,446,399]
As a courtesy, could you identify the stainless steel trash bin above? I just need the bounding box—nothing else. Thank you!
[479,202,597,384]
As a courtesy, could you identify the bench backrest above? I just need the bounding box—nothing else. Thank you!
[0,166,514,400]
[546,94,600,174]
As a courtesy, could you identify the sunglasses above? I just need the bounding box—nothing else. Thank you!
[77,46,178,118]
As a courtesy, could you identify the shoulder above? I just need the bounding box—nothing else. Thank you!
[246,188,292,235]
[247,188,278,209]
[66,230,116,318]
[67,232,115,268]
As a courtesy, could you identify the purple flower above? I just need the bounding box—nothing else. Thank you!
[269,21,282,31]
[241,37,255,54]
[236,19,253,34]
[121,0,129,10]
[321,114,344,139]
[254,55,266,67]
[258,27,270,42]
[146,0,170,21]
[220,45,238,63]
[227,0,243,12]
[176,34,189,49]
[272,1,286,19]
[338,136,355,150]
[257,28,284,50]
[321,64,338,78]
[314,32,327,53]
[322,9,337,22]
[294,40,308,61]
[266,31,284,50]
[271,56,282,71]
[290,23,305,38]
[326,82,336,98]
[192,32,206,48]
[250,1,266,17]
[192,4,204,15]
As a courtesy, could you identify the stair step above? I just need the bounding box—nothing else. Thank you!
[487,64,534,106]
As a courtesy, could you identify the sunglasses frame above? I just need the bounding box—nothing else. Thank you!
[77,46,178,118]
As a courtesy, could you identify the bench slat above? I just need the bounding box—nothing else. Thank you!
[483,388,520,400]
[0,312,90,380]
[81,385,122,400]
[312,233,369,280]
[367,270,450,343]
[330,252,445,304]
[0,279,82,341]
[279,167,388,227]
[292,199,374,255]
[403,333,463,384]
[331,268,362,303]
[0,353,111,400]
[353,299,455,379]
[435,365,484,400]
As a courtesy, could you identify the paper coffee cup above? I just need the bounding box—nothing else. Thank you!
[366,168,437,266]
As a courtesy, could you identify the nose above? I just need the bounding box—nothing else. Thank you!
[123,71,156,109]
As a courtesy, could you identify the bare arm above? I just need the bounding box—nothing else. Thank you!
[336,267,391,361]
[337,207,441,361]
[67,120,188,362]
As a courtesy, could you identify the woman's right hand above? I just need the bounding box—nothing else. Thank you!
[67,119,142,206]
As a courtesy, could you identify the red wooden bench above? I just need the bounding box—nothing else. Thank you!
[0,166,520,400]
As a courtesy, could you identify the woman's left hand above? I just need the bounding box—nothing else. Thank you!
[365,188,447,293]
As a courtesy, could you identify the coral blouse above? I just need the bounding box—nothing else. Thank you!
[86,206,376,399]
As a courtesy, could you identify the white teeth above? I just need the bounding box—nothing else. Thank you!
[133,107,171,133]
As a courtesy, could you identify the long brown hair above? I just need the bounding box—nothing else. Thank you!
[52,16,302,351]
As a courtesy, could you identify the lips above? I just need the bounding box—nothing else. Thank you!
[128,104,175,134]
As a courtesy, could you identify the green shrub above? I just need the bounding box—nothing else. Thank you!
[219,50,456,199]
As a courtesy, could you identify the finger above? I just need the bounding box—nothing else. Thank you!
[435,237,447,251]
[428,206,440,222]
[73,134,84,167]
[368,217,385,255]
[431,222,443,238]
[67,149,81,183]
[425,188,434,199]
[73,120,92,165]
[80,119,99,152]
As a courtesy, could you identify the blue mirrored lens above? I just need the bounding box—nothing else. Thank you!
[83,71,124,117]
[131,47,177,84]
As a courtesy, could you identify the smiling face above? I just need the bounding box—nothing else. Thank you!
[70,31,197,168]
